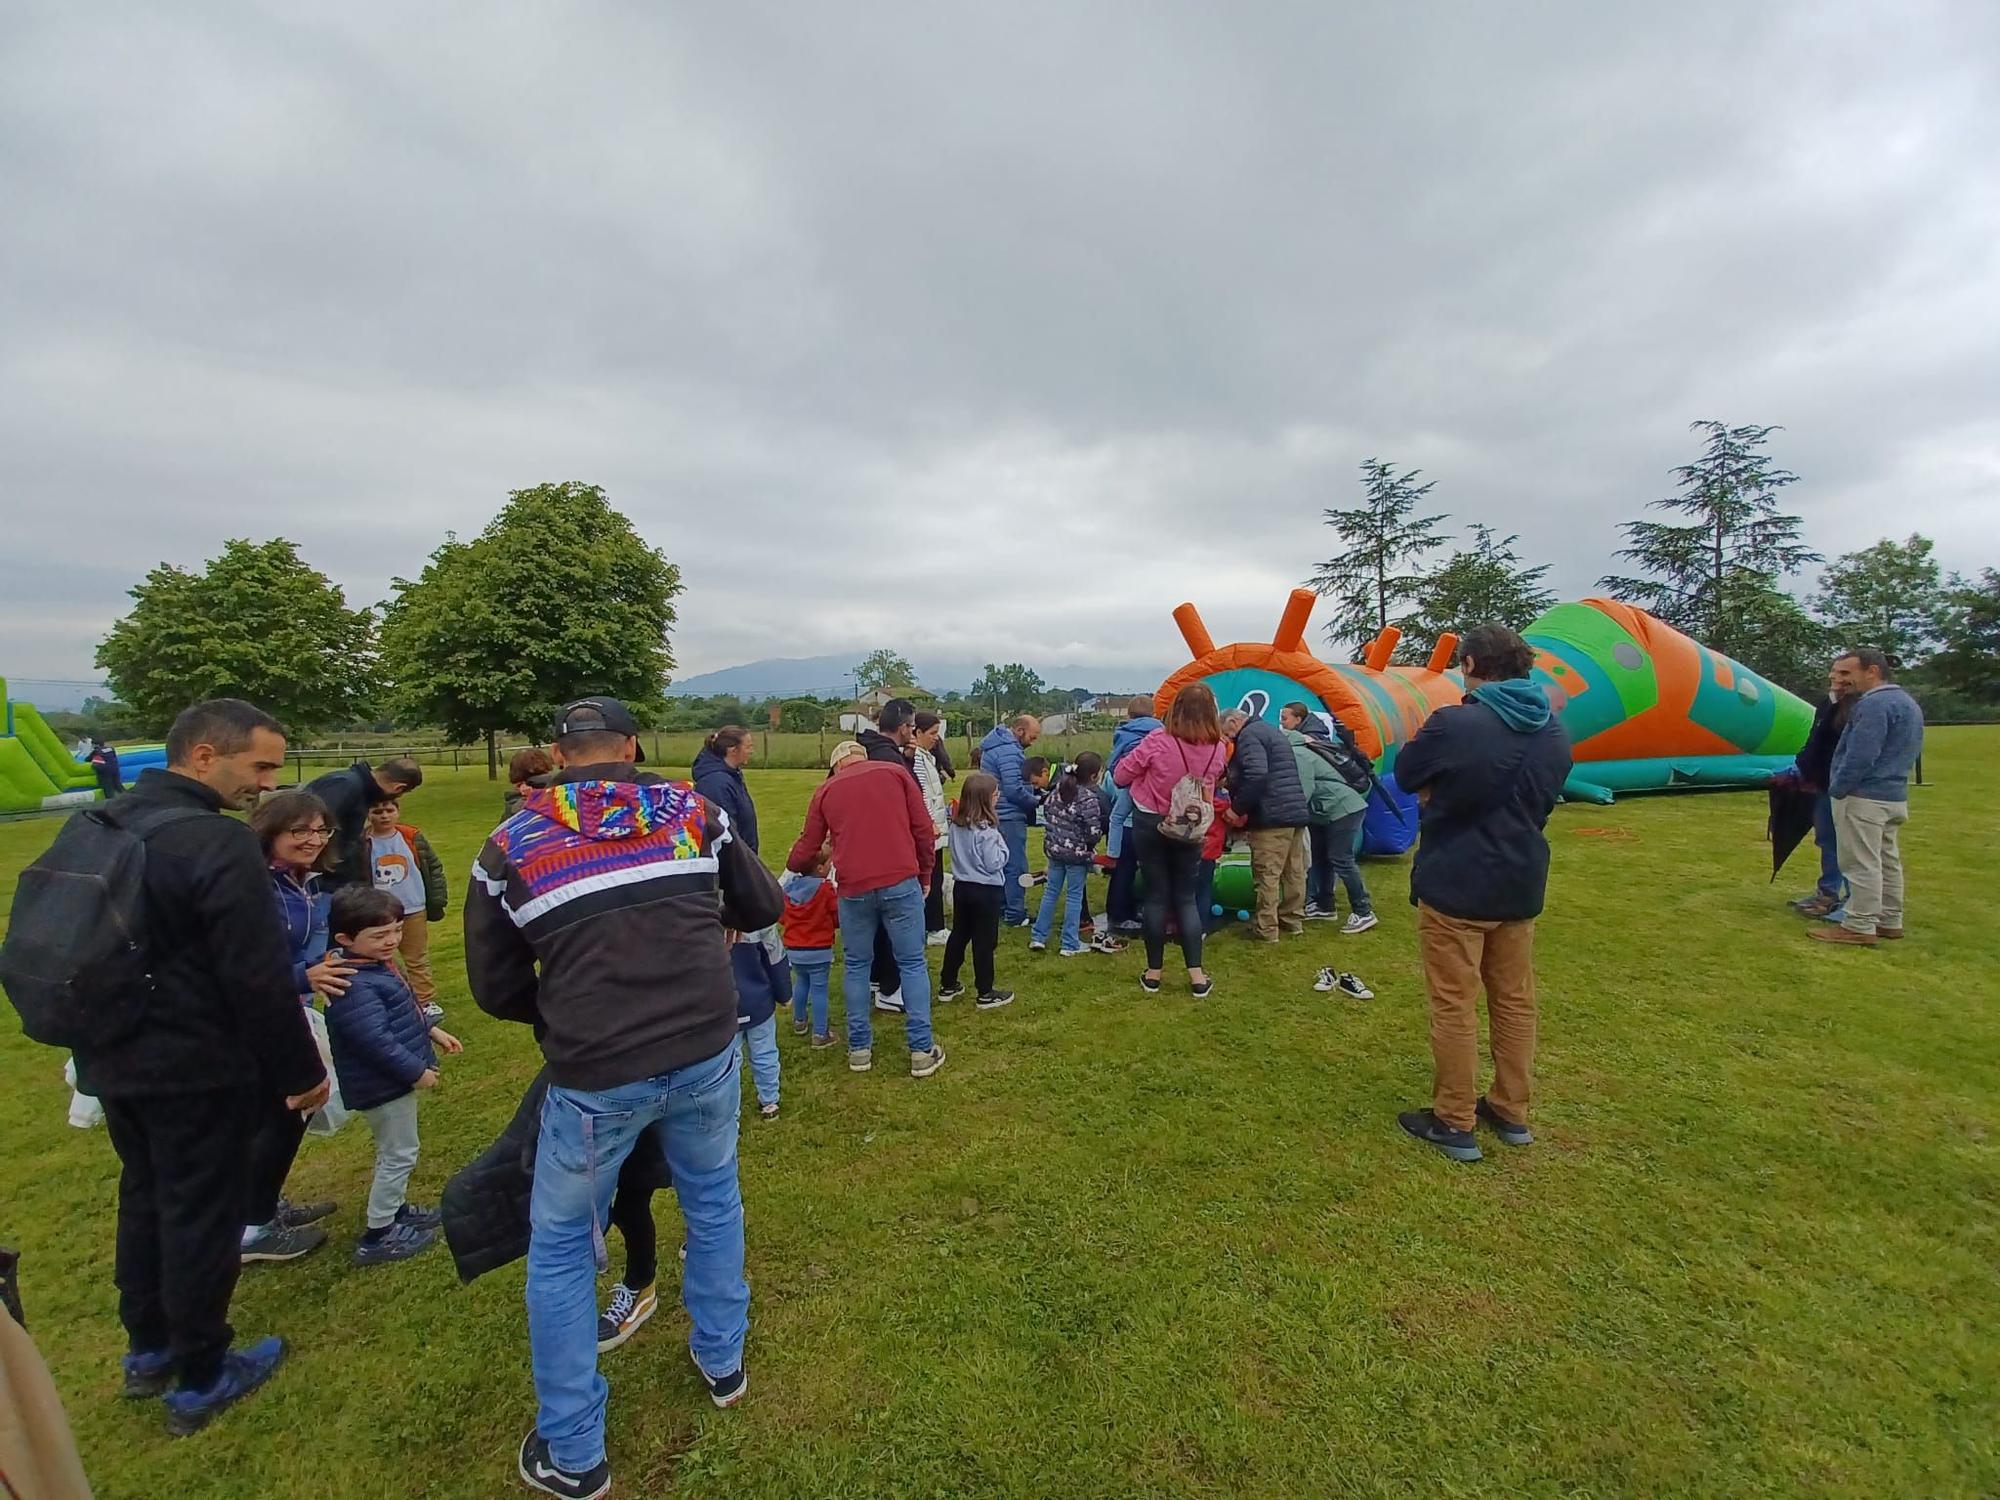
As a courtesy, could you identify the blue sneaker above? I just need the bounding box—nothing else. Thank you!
[1476,1096,1534,1147]
[1397,1109,1483,1163]
[394,1202,442,1231]
[1821,906,1847,925]
[122,1349,174,1400]
[161,1337,286,1436]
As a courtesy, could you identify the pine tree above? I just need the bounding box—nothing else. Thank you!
[1306,459,1451,658]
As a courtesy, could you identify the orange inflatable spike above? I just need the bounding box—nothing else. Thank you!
[1362,626,1400,672]
[1425,632,1459,674]
[1272,589,1316,653]
[1173,603,1215,659]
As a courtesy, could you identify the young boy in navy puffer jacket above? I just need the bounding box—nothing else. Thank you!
[326,886,463,1266]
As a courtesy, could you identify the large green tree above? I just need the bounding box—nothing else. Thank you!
[854,649,916,695]
[1599,420,1821,674]
[95,537,375,736]
[1306,459,1451,658]
[1404,525,1555,658]
[1925,567,2000,704]
[377,482,682,776]
[1811,534,1945,669]
[969,662,1046,720]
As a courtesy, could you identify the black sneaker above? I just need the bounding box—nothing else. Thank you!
[1138,972,1161,994]
[161,1337,286,1436]
[975,989,1014,1009]
[352,1221,437,1266]
[1190,976,1214,998]
[693,1353,749,1409]
[395,1202,443,1231]
[1397,1109,1483,1163]
[240,1223,326,1264]
[122,1349,174,1400]
[518,1431,611,1499]
[937,983,965,1002]
[1476,1096,1535,1147]
[273,1197,336,1229]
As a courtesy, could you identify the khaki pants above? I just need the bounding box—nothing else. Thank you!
[1245,826,1309,940]
[1830,796,1907,936]
[1418,902,1537,1133]
[398,910,436,1002]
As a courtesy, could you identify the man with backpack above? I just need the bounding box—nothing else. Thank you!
[1219,708,1312,943]
[1281,703,1376,932]
[0,699,328,1434]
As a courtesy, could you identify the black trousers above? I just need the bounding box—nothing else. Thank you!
[608,1177,658,1290]
[245,1089,309,1227]
[924,848,948,931]
[1106,844,1141,926]
[941,881,1002,995]
[101,1088,257,1390]
[1133,814,1205,972]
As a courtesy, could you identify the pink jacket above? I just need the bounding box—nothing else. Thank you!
[1111,728,1227,815]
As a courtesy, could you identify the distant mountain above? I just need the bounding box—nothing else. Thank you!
[667,653,1172,700]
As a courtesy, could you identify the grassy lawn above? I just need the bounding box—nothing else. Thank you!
[2,729,1996,1499]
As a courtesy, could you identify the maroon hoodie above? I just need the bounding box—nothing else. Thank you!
[787,760,935,896]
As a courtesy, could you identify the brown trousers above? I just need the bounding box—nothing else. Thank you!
[1245,826,1309,940]
[1417,902,1537,1133]
[398,910,436,1003]
[1,1306,93,1500]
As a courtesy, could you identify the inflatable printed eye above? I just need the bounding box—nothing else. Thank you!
[1236,689,1270,720]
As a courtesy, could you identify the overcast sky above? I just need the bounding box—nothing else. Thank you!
[3,1,1996,697]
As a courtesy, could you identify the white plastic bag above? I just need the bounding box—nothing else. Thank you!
[64,1057,103,1130]
[302,1006,351,1137]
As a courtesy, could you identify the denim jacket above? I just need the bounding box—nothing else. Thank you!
[1828,684,1924,802]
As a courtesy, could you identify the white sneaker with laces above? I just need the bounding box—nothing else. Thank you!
[874,990,905,1013]
[926,930,949,947]
[1312,967,1338,992]
[1342,912,1379,934]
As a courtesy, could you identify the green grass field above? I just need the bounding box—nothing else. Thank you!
[2,731,1996,1499]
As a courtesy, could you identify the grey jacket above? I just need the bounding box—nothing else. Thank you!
[1828,684,1924,802]
[947,821,1010,885]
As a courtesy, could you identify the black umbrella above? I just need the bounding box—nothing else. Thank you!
[1766,775,1816,882]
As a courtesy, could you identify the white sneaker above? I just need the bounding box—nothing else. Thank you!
[910,1044,947,1078]
[874,990,905,1013]
[848,1047,873,1072]
[1313,967,1338,993]
[1028,941,1046,953]
[1342,912,1379,934]
[925,930,949,947]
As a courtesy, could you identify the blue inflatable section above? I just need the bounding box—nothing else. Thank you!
[1360,772,1419,856]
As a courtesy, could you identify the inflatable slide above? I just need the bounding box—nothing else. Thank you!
[1,679,101,814]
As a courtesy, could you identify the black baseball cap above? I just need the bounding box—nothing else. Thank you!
[552,696,646,761]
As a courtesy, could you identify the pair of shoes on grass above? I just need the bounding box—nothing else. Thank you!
[1313,968,1373,999]
[1397,1097,1535,1163]
[848,1044,949,1077]
[124,1337,288,1437]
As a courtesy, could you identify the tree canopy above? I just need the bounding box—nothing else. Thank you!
[1306,459,1451,658]
[854,649,916,695]
[1811,535,1945,670]
[1404,524,1555,657]
[969,662,1047,719]
[376,482,681,772]
[95,537,376,736]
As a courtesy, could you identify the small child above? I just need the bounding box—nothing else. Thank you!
[365,797,447,1022]
[732,928,790,1119]
[325,886,463,1266]
[504,747,555,818]
[1030,753,1106,957]
[1194,786,1233,934]
[781,850,840,1047]
[939,772,1013,1009]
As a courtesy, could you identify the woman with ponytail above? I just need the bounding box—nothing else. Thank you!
[692,725,760,852]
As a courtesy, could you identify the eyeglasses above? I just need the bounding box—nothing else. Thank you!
[286,827,332,841]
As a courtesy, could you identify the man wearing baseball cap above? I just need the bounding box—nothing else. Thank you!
[465,695,782,1498]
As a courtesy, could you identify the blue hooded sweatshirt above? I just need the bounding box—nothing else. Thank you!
[1469,680,1553,733]
[1110,715,1162,773]
[979,725,1041,824]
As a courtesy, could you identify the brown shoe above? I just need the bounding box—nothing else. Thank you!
[1809,926,1878,948]
[1878,927,1905,940]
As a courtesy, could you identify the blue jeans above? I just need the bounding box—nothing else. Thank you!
[1032,859,1090,952]
[790,952,833,1036]
[839,879,933,1054]
[1309,811,1372,916]
[1104,786,1136,860]
[999,819,1030,923]
[1812,794,1847,901]
[740,1016,779,1106]
[528,1042,747,1472]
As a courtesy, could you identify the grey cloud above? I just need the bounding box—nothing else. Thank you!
[2,0,1995,690]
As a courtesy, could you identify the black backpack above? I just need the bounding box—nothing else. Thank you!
[0,799,205,1051]
[1307,721,1377,796]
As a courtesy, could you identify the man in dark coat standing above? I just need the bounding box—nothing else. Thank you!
[305,755,424,889]
[73,699,329,1434]
[1221,709,1312,943]
[1390,625,1573,1164]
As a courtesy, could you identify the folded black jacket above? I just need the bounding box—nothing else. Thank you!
[464,763,784,1091]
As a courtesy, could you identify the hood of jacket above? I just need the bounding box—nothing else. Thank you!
[1112,716,1162,759]
[781,870,828,903]
[691,746,742,787]
[1470,680,1553,733]
[523,770,696,842]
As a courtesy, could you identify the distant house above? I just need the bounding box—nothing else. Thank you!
[838,686,946,735]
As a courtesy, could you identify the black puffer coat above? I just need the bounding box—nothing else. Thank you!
[1226,717,1310,829]
[440,1068,674,1283]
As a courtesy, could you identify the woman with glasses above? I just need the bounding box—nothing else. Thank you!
[232,790,356,1262]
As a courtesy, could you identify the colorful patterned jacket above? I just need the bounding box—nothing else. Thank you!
[464,764,784,1091]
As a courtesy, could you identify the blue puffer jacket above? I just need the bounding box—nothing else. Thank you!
[326,961,437,1112]
[692,747,759,852]
[732,935,792,1030]
[1110,715,1162,773]
[980,726,1040,823]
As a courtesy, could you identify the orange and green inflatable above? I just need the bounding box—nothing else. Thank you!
[1156,590,1813,807]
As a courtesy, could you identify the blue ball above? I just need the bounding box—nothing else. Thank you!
[1210,903,1223,916]
[1236,909,1251,922]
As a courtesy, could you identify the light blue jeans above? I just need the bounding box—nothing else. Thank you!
[839,879,933,1054]
[1031,859,1090,953]
[528,1042,748,1473]
[1812,794,1847,901]
[739,1016,779,1106]
[1104,785,1136,859]
[999,818,1030,923]
[790,951,833,1036]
